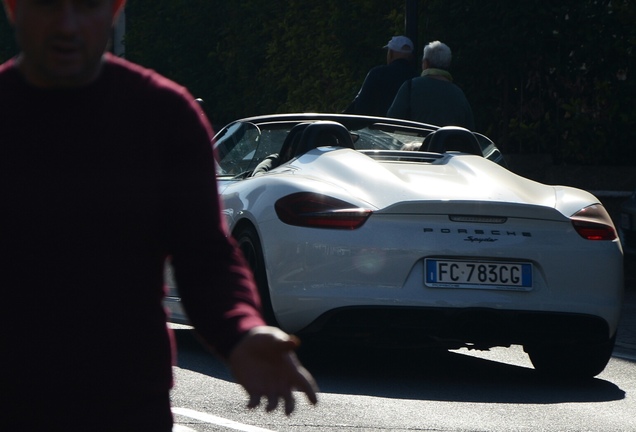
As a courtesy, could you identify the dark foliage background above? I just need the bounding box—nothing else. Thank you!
[1,0,634,165]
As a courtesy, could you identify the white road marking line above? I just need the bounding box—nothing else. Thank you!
[172,407,278,432]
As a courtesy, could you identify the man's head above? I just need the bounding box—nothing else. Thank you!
[2,0,125,21]
[422,41,452,71]
[384,35,413,64]
[2,0,127,88]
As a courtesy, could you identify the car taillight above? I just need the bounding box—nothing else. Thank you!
[275,192,372,229]
[570,204,617,240]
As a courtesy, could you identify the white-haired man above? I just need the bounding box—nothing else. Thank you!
[388,40,475,130]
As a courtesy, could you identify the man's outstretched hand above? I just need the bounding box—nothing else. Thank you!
[228,326,319,415]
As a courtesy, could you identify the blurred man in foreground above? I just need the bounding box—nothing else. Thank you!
[0,1,317,430]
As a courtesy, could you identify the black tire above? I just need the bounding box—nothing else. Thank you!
[524,334,616,380]
[235,225,278,326]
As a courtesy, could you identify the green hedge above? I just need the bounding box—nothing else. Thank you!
[1,1,634,165]
[123,0,405,126]
[423,0,636,165]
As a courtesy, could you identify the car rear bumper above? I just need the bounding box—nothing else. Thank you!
[271,254,624,340]
[298,305,612,349]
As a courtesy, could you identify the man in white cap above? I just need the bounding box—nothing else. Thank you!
[345,35,415,116]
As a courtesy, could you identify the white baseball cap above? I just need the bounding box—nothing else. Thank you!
[384,36,414,54]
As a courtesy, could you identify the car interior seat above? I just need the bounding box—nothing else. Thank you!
[251,123,310,177]
[277,123,311,165]
[293,121,355,158]
[420,126,483,156]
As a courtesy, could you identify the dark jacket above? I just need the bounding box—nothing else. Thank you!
[387,75,475,130]
[347,58,415,117]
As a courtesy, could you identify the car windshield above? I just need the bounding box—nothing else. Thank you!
[354,128,423,151]
[214,120,434,177]
[214,122,288,176]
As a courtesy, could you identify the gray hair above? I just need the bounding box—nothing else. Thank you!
[422,41,452,70]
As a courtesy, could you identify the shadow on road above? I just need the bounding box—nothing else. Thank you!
[173,329,625,404]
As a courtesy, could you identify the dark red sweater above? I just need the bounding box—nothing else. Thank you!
[0,54,265,401]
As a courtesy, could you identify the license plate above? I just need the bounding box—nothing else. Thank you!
[425,259,532,291]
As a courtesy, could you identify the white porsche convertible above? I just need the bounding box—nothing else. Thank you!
[165,114,624,379]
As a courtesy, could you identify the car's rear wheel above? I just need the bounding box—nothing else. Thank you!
[524,334,616,379]
[235,225,278,326]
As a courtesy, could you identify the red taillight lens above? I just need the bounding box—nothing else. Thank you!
[275,192,372,229]
[571,204,617,240]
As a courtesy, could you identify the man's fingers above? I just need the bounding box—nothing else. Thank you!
[298,371,319,405]
[247,393,261,410]
[277,336,300,353]
[288,334,301,348]
[285,354,319,405]
[265,393,280,412]
[284,393,296,416]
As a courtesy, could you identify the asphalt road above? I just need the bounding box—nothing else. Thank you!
[170,332,636,432]
[169,259,636,432]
